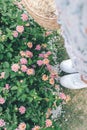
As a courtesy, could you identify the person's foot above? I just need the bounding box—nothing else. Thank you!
[60,59,77,73]
[60,73,87,89]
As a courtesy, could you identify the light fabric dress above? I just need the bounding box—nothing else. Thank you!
[55,0,87,78]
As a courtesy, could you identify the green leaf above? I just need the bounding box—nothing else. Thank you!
[9,35,13,40]
[6,109,11,121]
[4,69,10,79]
[10,72,16,78]
[30,78,33,85]
[17,88,23,95]
[7,52,12,58]
[0,107,3,112]
[11,86,18,90]
[0,44,4,51]
[19,94,27,102]
[0,54,3,60]
[3,62,10,68]
[28,58,32,65]
[28,97,33,103]
[6,28,11,33]
[26,124,30,129]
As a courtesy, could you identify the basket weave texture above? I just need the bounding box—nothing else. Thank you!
[22,0,60,30]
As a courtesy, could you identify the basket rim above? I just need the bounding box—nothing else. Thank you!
[23,0,57,20]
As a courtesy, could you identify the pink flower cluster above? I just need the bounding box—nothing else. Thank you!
[20,58,28,65]
[46,64,51,71]
[20,51,26,57]
[19,106,26,114]
[21,13,28,21]
[11,58,35,76]
[46,51,52,56]
[0,72,5,79]
[0,119,6,127]
[20,51,33,58]
[18,122,26,130]
[15,1,23,10]
[11,64,20,72]
[16,122,26,130]
[35,44,41,50]
[32,125,40,130]
[45,119,52,127]
[44,52,51,58]
[13,25,24,38]
[26,51,33,58]
[45,31,52,36]
[39,51,51,58]
[37,60,43,66]
[37,51,52,68]
[27,42,33,48]
[0,97,5,104]
[20,65,35,75]
[5,84,10,90]
[39,53,44,58]
[37,58,50,67]
[16,26,24,33]
[27,68,35,75]
[50,70,58,79]
[59,93,66,100]
[21,65,27,72]
[13,31,18,38]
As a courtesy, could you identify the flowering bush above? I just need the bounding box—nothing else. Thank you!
[0,0,65,130]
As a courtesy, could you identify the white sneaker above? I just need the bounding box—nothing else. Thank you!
[60,59,77,73]
[60,73,87,89]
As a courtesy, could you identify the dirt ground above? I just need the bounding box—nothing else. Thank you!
[61,88,87,130]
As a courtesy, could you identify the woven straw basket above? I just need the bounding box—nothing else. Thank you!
[22,0,60,30]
